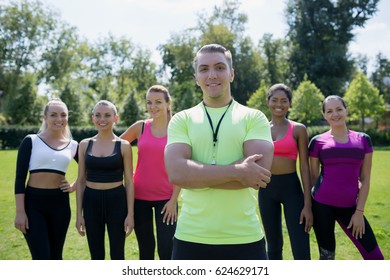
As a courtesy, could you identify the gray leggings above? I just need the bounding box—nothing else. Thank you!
[258,172,310,260]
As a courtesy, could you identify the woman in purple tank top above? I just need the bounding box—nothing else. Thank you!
[309,95,383,260]
[121,85,180,260]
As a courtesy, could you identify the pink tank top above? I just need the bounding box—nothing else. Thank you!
[273,121,298,160]
[133,119,173,200]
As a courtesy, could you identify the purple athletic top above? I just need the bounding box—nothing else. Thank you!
[308,130,373,207]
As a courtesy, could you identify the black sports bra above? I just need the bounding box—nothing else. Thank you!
[85,140,124,183]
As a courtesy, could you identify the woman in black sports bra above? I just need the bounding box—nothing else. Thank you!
[76,100,134,260]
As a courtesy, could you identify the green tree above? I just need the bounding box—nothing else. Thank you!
[199,0,263,105]
[59,82,81,126]
[85,35,156,119]
[160,0,264,108]
[0,0,58,123]
[86,35,118,103]
[258,34,290,86]
[40,24,83,83]
[289,77,325,125]
[127,48,158,101]
[247,80,270,120]
[121,90,142,127]
[344,72,386,131]
[354,53,369,76]
[159,31,198,85]
[5,72,39,125]
[159,31,203,112]
[286,0,379,97]
[370,53,390,104]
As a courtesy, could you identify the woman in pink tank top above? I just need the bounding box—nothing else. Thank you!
[258,83,313,259]
[121,85,180,260]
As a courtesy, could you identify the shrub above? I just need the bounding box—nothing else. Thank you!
[0,126,128,149]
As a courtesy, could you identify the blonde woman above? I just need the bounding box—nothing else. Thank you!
[76,100,134,260]
[14,99,78,259]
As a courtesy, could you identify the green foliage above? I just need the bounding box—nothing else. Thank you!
[289,77,325,125]
[365,128,390,146]
[4,72,42,125]
[129,48,158,96]
[121,91,142,127]
[306,125,330,141]
[344,72,386,131]
[258,34,290,86]
[286,0,379,97]
[0,0,59,122]
[169,80,200,114]
[370,53,390,103]
[0,0,57,73]
[246,80,270,120]
[230,37,263,105]
[40,24,84,83]
[60,83,82,126]
[0,1,158,126]
[0,126,38,149]
[159,31,198,84]
[1,0,387,130]
[0,126,128,149]
[160,0,264,107]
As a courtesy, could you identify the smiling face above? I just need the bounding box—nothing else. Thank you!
[44,103,69,133]
[146,90,170,119]
[92,103,118,131]
[322,97,348,128]
[195,51,234,107]
[267,89,291,118]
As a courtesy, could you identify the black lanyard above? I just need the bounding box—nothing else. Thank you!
[203,99,233,164]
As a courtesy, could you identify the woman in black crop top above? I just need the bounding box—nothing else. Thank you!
[76,100,134,260]
[14,99,78,259]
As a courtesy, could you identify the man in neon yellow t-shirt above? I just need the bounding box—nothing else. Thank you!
[165,44,274,260]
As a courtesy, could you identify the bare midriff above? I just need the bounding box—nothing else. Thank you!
[271,156,297,175]
[28,172,66,189]
[85,181,124,190]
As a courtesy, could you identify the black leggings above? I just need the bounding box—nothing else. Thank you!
[312,199,384,260]
[83,186,127,260]
[258,172,310,260]
[134,199,176,260]
[172,238,267,260]
[24,186,71,260]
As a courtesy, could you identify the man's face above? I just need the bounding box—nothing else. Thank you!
[195,52,234,102]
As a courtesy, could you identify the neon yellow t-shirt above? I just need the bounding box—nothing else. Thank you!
[167,100,272,244]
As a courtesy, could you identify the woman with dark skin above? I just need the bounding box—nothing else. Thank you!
[258,83,312,260]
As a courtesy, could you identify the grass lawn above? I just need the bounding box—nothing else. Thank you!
[0,147,389,260]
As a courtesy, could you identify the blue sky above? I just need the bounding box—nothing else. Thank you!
[29,0,390,70]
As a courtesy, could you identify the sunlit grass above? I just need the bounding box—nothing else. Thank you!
[0,147,389,260]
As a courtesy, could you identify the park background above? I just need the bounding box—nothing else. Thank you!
[1,0,390,259]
